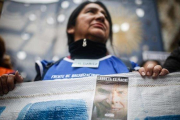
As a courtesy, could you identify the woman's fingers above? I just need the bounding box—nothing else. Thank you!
[7,74,15,91]
[15,71,23,83]
[152,65,162,78]
[146,64,155,76]
[139,64,169,78]
[0,74,16,95]
[159,68,169,76]
[138,67,146,77]
[139,64,155,77]
[0,75,9,94]
[0,71,23,96]
[0,76,4,96]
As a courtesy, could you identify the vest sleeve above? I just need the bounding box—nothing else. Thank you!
[34,60,53,81]
[130,61,140,71]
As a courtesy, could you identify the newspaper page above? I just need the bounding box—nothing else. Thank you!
[92,76,128,120]
[0,72,180,120]
[127,72,180,120]
[0,77,97,120]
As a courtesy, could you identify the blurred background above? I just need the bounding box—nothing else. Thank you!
[0,0,179,81]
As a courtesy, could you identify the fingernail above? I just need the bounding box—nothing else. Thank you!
[142,72,145,76]
[159,72,163,76]
[153,73,156,77]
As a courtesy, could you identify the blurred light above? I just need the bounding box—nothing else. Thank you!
[136,8,145,17]
[61,1,70,9]
[120,22,130,32]
[21,33,30,41]
[130,56,138,63]
[17,51,27,60]
[143,45,149,51]
[88,0,97,1]
[24,3,30,6]
[29,14,36,21]
[47,17,55,25]
[57,14,65,23]
[41,5,47,12]
[135,0,143,5]
[21,72,27,78]
[52,56,59,61]
[113,24,120,33]
[12,0,58,4]
[35,56,41,61]
[73,0,82,4]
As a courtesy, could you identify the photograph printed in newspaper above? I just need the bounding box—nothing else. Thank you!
[92,76,128,120]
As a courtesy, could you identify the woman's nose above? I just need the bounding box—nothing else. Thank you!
[95,12,105,22]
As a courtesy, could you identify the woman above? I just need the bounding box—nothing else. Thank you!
[0,1,169,95]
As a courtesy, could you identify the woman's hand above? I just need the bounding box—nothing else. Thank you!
[138,64,169,78]
[0,71,23,96]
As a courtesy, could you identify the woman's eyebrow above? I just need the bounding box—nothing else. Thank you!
[85,7,97,11]
[85,7,107,15]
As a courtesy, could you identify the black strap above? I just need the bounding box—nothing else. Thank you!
[34,58,64,81]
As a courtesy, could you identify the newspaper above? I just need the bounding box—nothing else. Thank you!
[0,72,180,120]
[92,76,129,120]
[0,77,97,120]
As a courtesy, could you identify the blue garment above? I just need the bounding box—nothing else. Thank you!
[35,55,139,80]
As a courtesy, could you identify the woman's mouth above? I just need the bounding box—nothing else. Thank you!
[92,23,105,30]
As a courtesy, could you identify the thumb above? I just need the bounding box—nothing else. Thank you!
[15,71,23,83]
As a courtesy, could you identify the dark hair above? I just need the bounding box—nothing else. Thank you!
[66,1,113,45]
[0,36,12,69]
[0,36,5,59]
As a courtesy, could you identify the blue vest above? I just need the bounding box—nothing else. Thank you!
[35,55,139,80]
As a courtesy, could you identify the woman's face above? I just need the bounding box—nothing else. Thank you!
[68,3,110,43]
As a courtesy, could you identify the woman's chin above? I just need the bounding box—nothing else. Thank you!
[88,32,107,43]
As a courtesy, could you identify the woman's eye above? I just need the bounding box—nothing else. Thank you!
[103,14,108,19]
[87,10,93,13]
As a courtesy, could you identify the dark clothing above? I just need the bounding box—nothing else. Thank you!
[69,39,107,59]
[163,47,180,73]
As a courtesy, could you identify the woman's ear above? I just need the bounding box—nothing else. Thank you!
[67,27,75,34]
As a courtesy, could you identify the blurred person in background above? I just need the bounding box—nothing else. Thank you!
[0,36,23,95]
[0,1,169,96]
[0,36,14,76]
